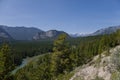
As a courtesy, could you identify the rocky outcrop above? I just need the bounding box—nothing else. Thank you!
[33,30,69,40]
[70,46,120,80]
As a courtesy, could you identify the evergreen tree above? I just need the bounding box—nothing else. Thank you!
[0,48,5,79]
[0,44,14,80]
[51,34,71,77]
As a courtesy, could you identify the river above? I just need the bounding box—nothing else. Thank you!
[11,57,31,75]
[11,54,46,75]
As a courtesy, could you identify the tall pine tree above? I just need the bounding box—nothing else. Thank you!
[0,44,14,80]
[51,34,71,77]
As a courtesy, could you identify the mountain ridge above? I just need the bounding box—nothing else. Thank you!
[90,25,120,36]
[0,27,13,42]
[71,25,120,37]
[0,25,69,40]
[0,25,43,40]
[1,25,120,40]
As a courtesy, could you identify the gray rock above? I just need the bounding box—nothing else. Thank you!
[33,30,69,40]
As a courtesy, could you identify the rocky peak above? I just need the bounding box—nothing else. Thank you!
[33,30,69,40]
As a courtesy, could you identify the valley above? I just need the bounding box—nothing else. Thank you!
[1,25,120,80]
[0,0,120,80]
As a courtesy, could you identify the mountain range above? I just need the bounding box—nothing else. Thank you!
[0,25,120,40]
[71,25,120,37]
[0,27,13,42]
[91,25,120,36]
[0,25,42,40]
[0,25,69,40]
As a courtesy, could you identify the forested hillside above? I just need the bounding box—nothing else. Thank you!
[1,29,120,80]
[0,0,120,79]
[1,29,119,79]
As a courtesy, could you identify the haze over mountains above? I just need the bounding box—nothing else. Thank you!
[91,26,120,36]
[0,25,120,40]
[0,25,69,40]
[0,27,13,41]
[0,25,42,40]
[71,25,120,37]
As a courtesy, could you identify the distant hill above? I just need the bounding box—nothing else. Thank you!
[90,25,120,36]
[70,25,120,37]
[0,25,43,40]
[33,30,70,40]
[70,33,89,37]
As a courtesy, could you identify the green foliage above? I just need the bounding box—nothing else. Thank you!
[56,72,74,80]
[93,76,104,80]
[11,30,120,79]
[15,54,52,80]
[51,34,72,77]
[11,40,53,65]
[0,44,15,80]
[0,47,5,79]
[111,72,120,80]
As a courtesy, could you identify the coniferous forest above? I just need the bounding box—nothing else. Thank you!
[1,29,120,80]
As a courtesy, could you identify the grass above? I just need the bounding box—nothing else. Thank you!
[57,71,75,80]
[111,72,120,80]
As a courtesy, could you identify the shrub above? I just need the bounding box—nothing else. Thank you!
[93,76,104,80]
[111,72,120,80]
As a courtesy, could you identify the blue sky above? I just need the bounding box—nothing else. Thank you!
[0,0,120,34]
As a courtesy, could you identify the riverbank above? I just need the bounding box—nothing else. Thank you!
[11,54,43,75]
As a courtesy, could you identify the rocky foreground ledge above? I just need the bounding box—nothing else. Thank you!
[70,46,120,80]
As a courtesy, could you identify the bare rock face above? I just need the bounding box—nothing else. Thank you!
[33,30,69,40]
[46,30,58,38]
[33,31,46,40]
[70,46,120,80]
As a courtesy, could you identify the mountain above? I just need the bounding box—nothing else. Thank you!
[70,33,82,37]
[91,26,120,36]
[0,25,43,40]
[33,30,69,40]
[0,27,13,42]
[70,26,120,38]
[0,25,70,40]
[1,25,120,40]
[70,33,89,37]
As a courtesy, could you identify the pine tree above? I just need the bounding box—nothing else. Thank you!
[0,44,14,80]
[51,34,71,77]
[0,48,5,79]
